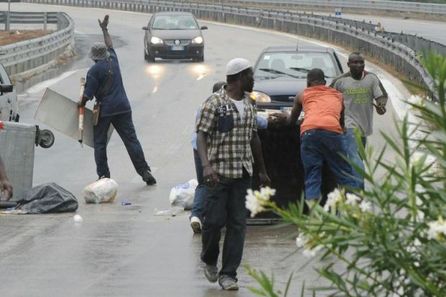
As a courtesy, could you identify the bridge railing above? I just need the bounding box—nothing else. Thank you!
[22,0,438,96]
[0,11,74,76]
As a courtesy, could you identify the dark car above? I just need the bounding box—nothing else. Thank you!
[142,12,207,62]
[249,46,344,221]
[251,45,343,110]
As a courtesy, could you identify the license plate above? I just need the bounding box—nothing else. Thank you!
[171,45,184,51]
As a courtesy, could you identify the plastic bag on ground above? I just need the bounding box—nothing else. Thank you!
[83,178,118,204]
[15,183,78,214]
[169,179,198,209]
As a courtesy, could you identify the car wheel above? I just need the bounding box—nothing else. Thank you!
[144,49,155,63]
[194,55,204,62]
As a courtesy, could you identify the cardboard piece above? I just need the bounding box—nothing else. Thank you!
[35,88,113,148]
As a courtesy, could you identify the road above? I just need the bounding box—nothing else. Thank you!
[0,3,418,296]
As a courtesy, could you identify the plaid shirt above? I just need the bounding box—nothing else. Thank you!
[196,87,257,179]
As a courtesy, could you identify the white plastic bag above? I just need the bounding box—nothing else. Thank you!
[83,178,118,204]
[169,179,198,209]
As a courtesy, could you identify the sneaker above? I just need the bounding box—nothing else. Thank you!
[142,170,156,185]
[218,275,239,290]
[204,264,218,283]
[190,216,202,234]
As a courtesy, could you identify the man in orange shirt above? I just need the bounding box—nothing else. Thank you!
[284,68,357,203]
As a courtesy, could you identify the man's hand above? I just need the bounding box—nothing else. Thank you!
[268,112,288,128]
[258,172,271,187]
[373,103,386,115]
[77,100,85,108]
[98,15,109,31]
[0,179,13,200]
[203,164,219,187]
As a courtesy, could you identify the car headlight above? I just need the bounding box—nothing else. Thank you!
[250,91,271,103]
[150,36,163,45]
[192,36,203,44]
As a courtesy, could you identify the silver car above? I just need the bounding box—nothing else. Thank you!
[142,12,207,62]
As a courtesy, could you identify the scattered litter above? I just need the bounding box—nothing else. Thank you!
[13,183,78,214]
[83,178,118,204]
[73,214,83,223]
[154,206,184,217]
[169,179,197,210]
[121,201,132,206]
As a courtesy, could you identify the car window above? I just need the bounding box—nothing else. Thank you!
[255,52,338,79]
[151,15,198,30]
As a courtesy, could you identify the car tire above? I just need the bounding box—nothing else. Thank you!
[144,49,155,63]
[194,55,204,62]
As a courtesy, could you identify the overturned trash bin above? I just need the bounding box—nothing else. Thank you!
[0,121,54,201]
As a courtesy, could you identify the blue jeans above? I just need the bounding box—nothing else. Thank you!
[342,128,367,190]
[300,129,357,200]
[93,111,150,178]
[201,173,251,279]
[191,149,205,220]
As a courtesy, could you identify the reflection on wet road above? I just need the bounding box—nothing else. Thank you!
[0,3,414,296]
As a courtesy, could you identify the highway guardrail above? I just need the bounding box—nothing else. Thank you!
[23,0,440,97]
[0,11,74,77]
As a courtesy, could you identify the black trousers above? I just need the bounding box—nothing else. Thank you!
[201,173,251,279]
[93,111,149,178]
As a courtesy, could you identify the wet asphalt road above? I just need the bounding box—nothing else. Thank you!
[0,3,430,296]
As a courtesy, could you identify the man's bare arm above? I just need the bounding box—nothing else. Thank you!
[250,132,270,186]
[99,15,113,49]
[287,93,303,125]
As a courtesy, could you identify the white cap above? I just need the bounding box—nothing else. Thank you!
[226,58,251,75]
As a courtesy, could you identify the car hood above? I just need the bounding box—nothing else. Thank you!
[253,77,335,102]
[253,78,307,101]
[151,29,202,40]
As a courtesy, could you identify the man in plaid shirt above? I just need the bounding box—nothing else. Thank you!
[196,58,270,290]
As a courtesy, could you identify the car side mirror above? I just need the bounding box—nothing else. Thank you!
[142,26,148,31]
[200,26,208,30]
[0,84,13,95]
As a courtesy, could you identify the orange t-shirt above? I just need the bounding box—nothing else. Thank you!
[300,85,343,135]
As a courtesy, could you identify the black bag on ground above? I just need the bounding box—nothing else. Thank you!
[16,183,78,214]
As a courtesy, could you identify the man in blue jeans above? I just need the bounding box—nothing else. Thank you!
[331,52,387,189]
[196,58,270,290]
[79,15,156,185]
[284,68,356,204]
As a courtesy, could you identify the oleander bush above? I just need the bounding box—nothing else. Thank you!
[246,53,446,297]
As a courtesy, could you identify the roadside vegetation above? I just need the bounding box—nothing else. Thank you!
[246,53,446,296]
[0,30,52,46]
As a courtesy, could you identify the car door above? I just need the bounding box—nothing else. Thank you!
[0,64,18,122]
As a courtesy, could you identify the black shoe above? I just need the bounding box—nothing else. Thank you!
[97,174,110,181]
[142,170,156,185]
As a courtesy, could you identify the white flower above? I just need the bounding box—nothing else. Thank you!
[245,187,276,218]
[324,188,343,211]
[302,245,322,258]
[427,217,446,241]
[345,193,360,206]
[359,200,372,212]
[260,186,276,197]
[295,233,307,248]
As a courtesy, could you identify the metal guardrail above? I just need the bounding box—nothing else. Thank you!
[232,0,446,15]
[0,11,74,76]
[22,0,437,96]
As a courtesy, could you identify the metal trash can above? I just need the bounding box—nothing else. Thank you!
[0,121,54,200]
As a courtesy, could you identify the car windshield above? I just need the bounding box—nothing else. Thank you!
[151,15,199,30]
[254,51,338,80]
